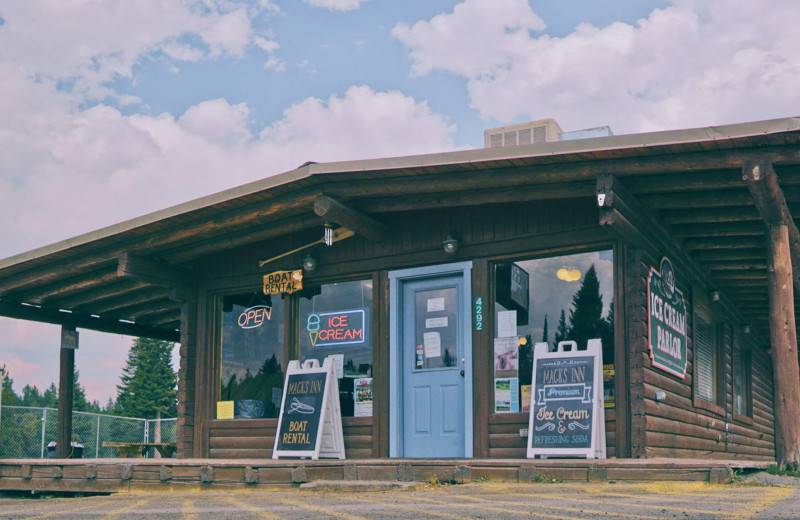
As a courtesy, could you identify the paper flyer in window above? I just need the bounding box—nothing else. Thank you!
[497,310,517,338]
[423,331,442,358]
[494,336,519,373]
[521,385,531,412]
[353,377,373,417]
[494,377,519,413]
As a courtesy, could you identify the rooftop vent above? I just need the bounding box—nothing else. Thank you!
[484,119,563,149]
[484,119,614,148]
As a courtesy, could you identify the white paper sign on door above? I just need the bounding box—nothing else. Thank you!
[423,331,441,358]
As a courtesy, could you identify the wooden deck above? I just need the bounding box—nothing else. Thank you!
[0,458,772,493]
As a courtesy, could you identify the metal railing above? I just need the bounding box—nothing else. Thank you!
[0,406,177,459]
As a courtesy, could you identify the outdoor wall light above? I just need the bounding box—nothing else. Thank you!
[710,290,720,302]
[442,234,460,254]
[302,254,317,272]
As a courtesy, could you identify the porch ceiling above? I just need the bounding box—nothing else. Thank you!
[0,117,799,342]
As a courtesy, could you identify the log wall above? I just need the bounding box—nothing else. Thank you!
[624,247,776,460]
[208,417,373,459]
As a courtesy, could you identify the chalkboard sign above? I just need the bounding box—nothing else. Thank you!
[527,339,606,459]
[273,357,345,460]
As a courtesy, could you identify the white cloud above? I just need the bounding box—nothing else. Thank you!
[394,0,800,133]
[303,0,370,12]
[0,1,276,99]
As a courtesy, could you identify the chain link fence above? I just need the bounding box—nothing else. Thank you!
[0,406,176,459]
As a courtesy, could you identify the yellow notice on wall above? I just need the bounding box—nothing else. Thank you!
[217,400,234,419]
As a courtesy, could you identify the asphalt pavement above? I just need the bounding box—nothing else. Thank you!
[0,477,798,519]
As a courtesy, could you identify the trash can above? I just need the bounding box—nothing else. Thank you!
[46,441,84,458]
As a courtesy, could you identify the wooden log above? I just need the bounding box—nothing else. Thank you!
[765,224,800,469]
[56,327,76,459]
[314,195,388,242]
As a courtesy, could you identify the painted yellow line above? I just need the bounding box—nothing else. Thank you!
[414,493,671,520]
[181,498,200,520]
[273,496,370,520]
[505,489,736,517]
[101,497,152,520]
[726,487,795,520]
[223,495,284,520]
[11,498,103,520]
[345,492,477,520]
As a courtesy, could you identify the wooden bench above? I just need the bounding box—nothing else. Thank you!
[103,442,176,458]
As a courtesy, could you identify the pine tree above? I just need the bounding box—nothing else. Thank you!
[41,383,58,408]
[553,309,569,347]
[115,338,177,419]
[1,366,21,406]
[541,313,549,343]
[568,264,604,349]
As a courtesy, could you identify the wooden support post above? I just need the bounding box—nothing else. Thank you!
[56,327,78,458]
[767,225,800,470]
[743,159,800,470]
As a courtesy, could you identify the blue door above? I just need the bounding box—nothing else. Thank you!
[390,263,473,458]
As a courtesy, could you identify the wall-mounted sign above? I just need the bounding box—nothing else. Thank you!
[306,309,366,348]
[648,258,687,379]
[237,305,272,329]
[474,297,484,331]
[496,263,529,326]
[263,269,303,295]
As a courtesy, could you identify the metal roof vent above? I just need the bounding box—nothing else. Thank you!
[484,119,563,148]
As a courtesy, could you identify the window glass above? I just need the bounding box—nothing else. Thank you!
[218,293,285,419]
[694,309,717,403]
[733,332,751,416]
[413,287,458,370]
[493,250,614,413]
[299,279,373,417]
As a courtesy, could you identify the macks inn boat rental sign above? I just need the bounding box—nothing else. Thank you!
[647,258,687,379]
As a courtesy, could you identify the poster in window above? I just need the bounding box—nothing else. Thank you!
[353,377,373,417]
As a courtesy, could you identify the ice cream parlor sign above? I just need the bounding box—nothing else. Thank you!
[648,258,687,378]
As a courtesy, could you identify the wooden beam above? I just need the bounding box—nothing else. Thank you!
[743,159,800,293]
[0,301,179,342]
[766,224,800,469]
[56,327,76,458]
[314,195,388,242]
[660,206,762,225]
[76,288,169,315]
[117,253,195,291]
[596,173,747,324]
[357,182,595,213]
[3,270,120,305]
[682,237,767,250]
[671,221,765,238]
[46,281,149,310]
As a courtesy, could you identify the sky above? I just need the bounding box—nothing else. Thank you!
[0,0,799,406]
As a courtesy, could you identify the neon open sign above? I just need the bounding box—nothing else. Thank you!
[238,305,273,329]
[306,309,365,348]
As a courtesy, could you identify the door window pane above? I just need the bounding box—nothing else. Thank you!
[218,293,285,419]
[299,279,373,417]
[413,287,458,370]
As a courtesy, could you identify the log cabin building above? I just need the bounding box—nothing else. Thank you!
[1,116,799,465]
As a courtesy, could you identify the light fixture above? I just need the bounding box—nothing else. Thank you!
[710,290,720,302]
[556,266,582,282]
[302,253,317,272]
[442,234,459,254]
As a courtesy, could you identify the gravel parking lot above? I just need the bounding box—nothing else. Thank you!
[0,477,798,520]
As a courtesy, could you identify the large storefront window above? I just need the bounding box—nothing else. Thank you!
[493,250,614,413]
[218,293,285,419]
[299,279,373,417]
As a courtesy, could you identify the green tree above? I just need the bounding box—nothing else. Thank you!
[115,338,177,419]
[568,264,604,349]
[541,313,549,343]
[553,309,569,348]
[1,365,21,406]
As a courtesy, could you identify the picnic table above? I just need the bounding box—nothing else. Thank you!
[103,442,177,458]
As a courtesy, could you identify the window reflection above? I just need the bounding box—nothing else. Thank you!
[494,250,614,413]
[218,293,285,419]
[299,280,373,417]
